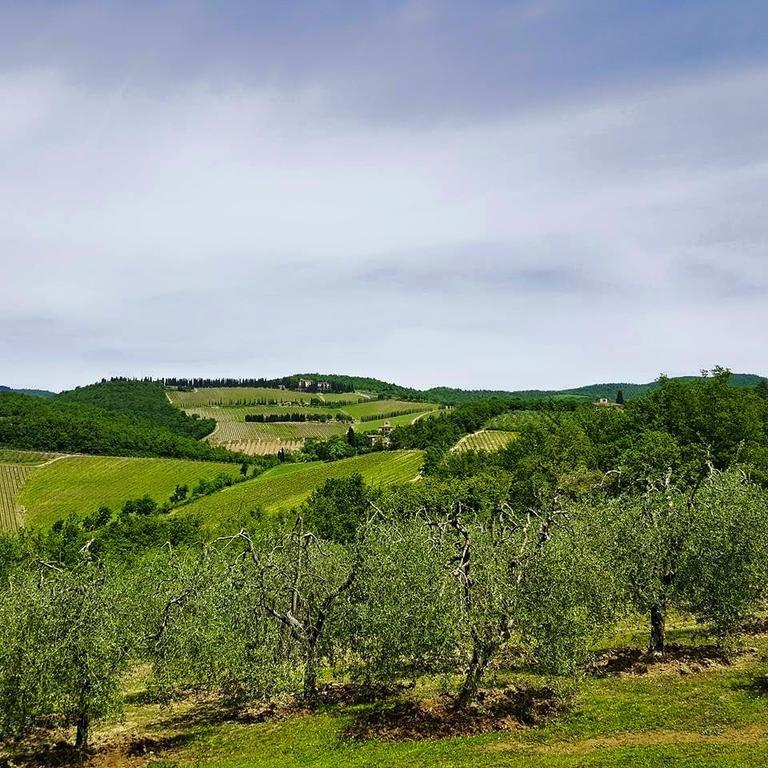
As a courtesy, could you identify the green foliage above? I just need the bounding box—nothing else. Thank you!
[299,474,377,543]
[56,379,213,439]
[148,548,295,704]
[0,385,238,461]
[0,559,133,750]
[343,518,460,682]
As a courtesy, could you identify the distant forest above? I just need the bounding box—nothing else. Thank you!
[0,380,241,461]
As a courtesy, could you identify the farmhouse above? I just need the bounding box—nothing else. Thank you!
[368,421,394,448]
[317,381,332,392]
[593,397,622,408]
[297,378,313,390]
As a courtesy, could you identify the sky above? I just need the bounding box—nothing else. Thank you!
[1,0,767,392]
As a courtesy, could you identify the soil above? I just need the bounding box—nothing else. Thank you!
[343,686,566,742]
[591,643,756,677]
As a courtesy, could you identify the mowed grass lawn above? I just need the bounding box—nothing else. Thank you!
[19,455,241,528]
[175,450,424,532]
[92,626,768,768]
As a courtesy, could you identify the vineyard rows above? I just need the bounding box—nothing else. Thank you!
[19,455,241,529]
[207,420,347,443]
[0,464,35,531]
[342,399,436,420]
[218,439,304,457]
[453,430,517,453]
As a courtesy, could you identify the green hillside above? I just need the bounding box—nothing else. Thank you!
[0,385,56,398]
[18,455,242,529]
[174,450,424,532]
[0,381,238,462]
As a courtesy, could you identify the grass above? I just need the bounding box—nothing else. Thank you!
[18,455,241,528]
[342,399,437,420]
[453,430,517,453]
[175,450,424,532]
[44,623,768,767]
[360,410,441,433]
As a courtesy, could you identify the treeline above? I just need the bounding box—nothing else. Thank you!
[2,466,767,753]
[358,406,432,422]
[434,369,768,509]
[58,379,212,440]
[0,382,241,462]
[164,376,295,390]
[163,376,354,394]
[390,396,580,470]
[245,413,352,423]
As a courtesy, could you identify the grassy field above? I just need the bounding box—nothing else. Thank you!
[18,455,241,529]
[0,464,35,531]
[175,450,424,531]
[30,620,768,767]
[453,430,517,453]
[343,399,436,420]
[360,409,441,432]
[169,388,368,408]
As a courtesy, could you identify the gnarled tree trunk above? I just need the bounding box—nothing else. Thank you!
[649,601,666,654]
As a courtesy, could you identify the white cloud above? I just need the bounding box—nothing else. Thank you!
[1,38,767,390]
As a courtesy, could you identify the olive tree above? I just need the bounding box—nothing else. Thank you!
[613,468,768,653]
[343,517,461,683]
[679,469,768,645]
[148,546,293,704]
[435,502,612,708]
[0,559,132,752]
[226,523,360,703]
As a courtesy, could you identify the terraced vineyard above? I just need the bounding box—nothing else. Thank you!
[183,406,348,455]
[176,450,424,532]
[453,429,517,453]
[0,464,35,531]
[19,455,242,529]
[178,397,439,456]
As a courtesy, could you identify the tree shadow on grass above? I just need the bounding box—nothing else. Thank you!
[591,643,749,677]
[343,686,567,742]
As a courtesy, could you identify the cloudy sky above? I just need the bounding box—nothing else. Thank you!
[2,0,767,392]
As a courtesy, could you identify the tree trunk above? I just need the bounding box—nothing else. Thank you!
[75,710,90,752]
[456,643,494,708]
[649,601,666,654]
[303,645,319,704]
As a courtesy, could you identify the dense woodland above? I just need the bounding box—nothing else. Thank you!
[0,380,241,461]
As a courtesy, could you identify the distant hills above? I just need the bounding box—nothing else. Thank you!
[0,385,56,398]
[3,372,766,408]
[296,372,767,405]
